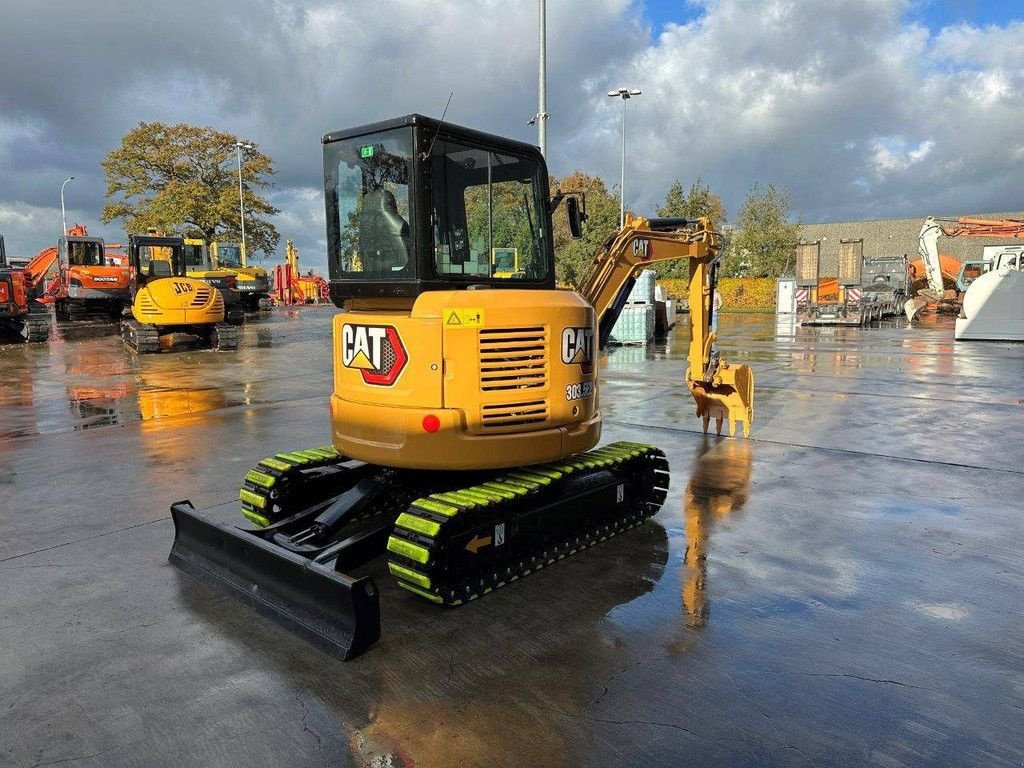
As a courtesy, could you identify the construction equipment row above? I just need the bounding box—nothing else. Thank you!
[0,227,275,348]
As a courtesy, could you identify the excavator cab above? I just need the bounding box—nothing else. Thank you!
[52,230,131,320]
[210,241,272,311]
[60,235,106,268]
[325,114,556,302]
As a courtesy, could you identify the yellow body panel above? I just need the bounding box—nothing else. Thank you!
[330,289,601,470]
[132,277,225,326]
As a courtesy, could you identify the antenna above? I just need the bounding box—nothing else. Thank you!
[422,91,454,160]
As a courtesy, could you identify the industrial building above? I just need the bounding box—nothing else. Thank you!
[798,211,1020,275]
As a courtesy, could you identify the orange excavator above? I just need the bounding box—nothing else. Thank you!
[0,233,51,343]
[25,225,131,321]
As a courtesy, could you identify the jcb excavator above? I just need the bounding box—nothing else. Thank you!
[0,233,51,343]
[121,234,238,353]
[169,114,754,659]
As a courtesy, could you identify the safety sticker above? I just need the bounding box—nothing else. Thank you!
[444,308,485,328]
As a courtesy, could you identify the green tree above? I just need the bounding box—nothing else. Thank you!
[101,122,281,257]
[653,178,727,278]
[724,182,800,277]
[550,171,620,286]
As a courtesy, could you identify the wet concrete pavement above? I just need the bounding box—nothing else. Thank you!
[1,309,1022,767]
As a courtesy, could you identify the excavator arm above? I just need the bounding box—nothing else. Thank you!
[907,215,1024,321]
[577,215,754,437]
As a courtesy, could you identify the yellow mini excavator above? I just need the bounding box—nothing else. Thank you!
[122,234,238,353]
[169,115,753,658]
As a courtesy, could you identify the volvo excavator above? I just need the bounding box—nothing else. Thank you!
[169,115,754,659]
[183,238,245,324]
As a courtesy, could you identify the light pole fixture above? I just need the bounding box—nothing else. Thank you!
[535,0,548,157]
[607,87,641,227]
[60,176,75,235]
[235,141,255,264]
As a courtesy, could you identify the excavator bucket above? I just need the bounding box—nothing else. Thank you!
[168,501,381,660]
[689,362,754,438]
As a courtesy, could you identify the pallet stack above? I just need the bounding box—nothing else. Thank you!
[609,269,656,344]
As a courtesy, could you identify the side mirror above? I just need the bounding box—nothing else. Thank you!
[567,196,584,240]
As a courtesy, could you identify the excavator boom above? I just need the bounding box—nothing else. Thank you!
[578,214,754,437]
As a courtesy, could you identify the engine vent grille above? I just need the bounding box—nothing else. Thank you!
[190,288,212,307]
[478,326,548,392]
[138,294,160,315]
[481,400,548,430]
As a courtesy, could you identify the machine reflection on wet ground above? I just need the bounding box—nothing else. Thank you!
[2,308,1023,767]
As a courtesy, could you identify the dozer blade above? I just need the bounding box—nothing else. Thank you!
[689,362,754,438]
[168,501,380,660]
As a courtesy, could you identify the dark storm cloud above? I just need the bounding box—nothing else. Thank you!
[1,0,1022,268]
[0,0,644,264]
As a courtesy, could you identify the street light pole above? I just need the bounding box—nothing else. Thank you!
[607,88,641,227]
[528,0,550,156]
[235,141,255,265]
[60,176,75,235]
[538,0,547,157]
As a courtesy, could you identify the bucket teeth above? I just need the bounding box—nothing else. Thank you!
[690,361,754,438]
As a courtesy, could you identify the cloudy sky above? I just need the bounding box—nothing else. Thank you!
[2,0,1022,270]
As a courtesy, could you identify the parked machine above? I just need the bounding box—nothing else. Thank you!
[168,114,754,659]
[794,240,905,326]
[908,216,1024,341]
[183,238,245,324]
[0,234,51,343]
[23,225,131,321]
[273,240,329,304]
[210,241,273,312]
[121,234,238,353]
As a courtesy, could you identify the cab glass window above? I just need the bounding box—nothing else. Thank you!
[429,140,547,281]
[326,129,414,280]
[67,241,104,267]
[138,245,182,278]
[217,244,243,268]
[183,244,207,269]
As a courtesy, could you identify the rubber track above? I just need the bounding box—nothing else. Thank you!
[21,314,50,343]
[212,322,239,350]
[121,318,160,354]
[238,445,346,527]
[386,441,670,605]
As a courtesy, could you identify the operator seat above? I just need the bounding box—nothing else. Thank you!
[358,188,410,273]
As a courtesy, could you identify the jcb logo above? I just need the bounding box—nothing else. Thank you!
[172,281,195,295]
[561,326,594,374]
[632,238,652,261]
[341,324,408,386]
